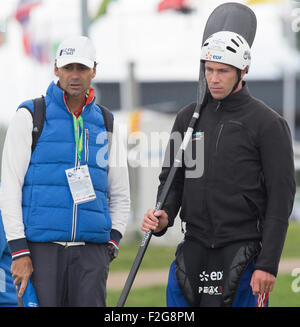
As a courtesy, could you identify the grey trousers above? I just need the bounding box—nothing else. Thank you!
[28,242,111,307]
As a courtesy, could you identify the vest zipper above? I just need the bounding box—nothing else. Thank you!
[85,128,89,163]
[71,119,81,242]
[71,204,77,241]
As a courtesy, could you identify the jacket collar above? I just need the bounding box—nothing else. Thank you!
[207,81,253,111]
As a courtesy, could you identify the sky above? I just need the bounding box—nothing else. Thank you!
[0,0,299,125]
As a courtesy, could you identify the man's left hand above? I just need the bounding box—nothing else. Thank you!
[250,270,275,296]
[106,241,119,261]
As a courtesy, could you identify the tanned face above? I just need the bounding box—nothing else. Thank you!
[205,61,246,100]
[54,63,96,99]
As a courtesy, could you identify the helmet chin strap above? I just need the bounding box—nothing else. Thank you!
[230,69,242,95]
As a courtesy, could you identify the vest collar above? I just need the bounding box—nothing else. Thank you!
[46,81,96,115]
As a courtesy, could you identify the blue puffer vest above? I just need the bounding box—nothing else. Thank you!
[19,82,112,243]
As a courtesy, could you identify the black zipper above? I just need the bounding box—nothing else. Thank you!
[215,123,224,154]
[215,101,221,111]
[228,120,243,126]
[206,101,223,248]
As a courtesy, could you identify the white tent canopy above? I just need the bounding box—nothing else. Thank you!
[89,0,299,82]
[0,0,298,125]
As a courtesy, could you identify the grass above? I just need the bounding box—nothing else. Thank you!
[107,274,300,307]
[108,222,300,307]
[269,274,300,307]
[110,240,176,273]
[107,286,167,307]
[281,221,300,259]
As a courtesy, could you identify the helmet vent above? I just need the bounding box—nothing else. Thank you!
[236,35,244,44]
[203,42,209,46]
[231,39,239,47]
[226,46,237,53]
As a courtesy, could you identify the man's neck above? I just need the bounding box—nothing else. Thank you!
[65,93,86,114]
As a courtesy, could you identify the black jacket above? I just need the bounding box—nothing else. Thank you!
[156,83,296,276]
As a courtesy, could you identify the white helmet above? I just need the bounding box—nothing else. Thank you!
[200,31,251,71]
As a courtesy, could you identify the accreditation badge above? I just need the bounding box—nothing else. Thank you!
[65,165,96,204]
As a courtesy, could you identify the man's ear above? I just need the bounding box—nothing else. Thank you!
[54,63,59,77]
[241,66,249,78]
[91,66,96,79]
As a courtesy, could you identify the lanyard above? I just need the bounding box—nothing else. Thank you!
[72,114,83,163]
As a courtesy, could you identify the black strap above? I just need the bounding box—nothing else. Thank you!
[25,98,113,155]
[96,104,114,154]
[31,96,46,153]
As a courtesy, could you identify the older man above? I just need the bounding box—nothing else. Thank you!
[1,36,130,307]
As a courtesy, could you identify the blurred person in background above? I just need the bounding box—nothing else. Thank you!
[0,212,18,307]
[141,30,296,307]
[0,36,130,307]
